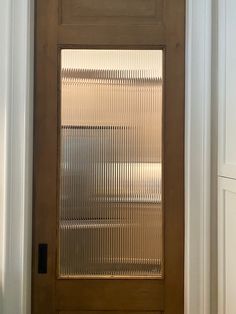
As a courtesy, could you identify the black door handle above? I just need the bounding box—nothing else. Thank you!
[38,243,48,274]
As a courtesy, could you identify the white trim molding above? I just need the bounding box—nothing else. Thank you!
[218,0,236,180]
[0,0,34,313]
[218,0,236,313]
[0,0,213,313]
[185,0,212,313]
[218,177,236,314]
[0,1,10,313]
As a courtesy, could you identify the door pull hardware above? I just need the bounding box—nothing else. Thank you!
[38,243,48,274]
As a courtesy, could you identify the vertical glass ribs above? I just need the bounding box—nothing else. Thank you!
[59,49,163,277]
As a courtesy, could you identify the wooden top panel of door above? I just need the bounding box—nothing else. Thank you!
[58,0,165,45]
[60,0,164,24]
[59,312,162,314]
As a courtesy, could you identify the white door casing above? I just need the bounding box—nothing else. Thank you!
[218,0,236,313]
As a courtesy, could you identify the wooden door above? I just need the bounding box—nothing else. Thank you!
[32,0,185,313]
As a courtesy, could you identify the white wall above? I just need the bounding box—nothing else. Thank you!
[218,0,236,313]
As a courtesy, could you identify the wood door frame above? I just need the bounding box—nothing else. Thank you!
[0,0,213,313]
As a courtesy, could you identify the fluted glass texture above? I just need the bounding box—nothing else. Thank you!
[59,49,163,277]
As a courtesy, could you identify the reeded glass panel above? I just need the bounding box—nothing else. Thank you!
[59,49,163,277]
